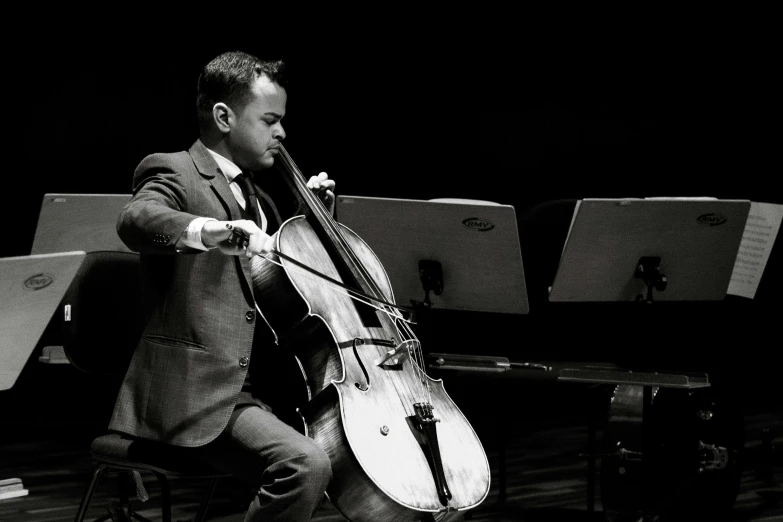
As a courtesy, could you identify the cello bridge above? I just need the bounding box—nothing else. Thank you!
[374,339,420,368]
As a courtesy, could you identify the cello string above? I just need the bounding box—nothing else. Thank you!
[265,261,425,412]
[255,254,407,319]
[259,252,429,404]
[385,320,427,404]
[278,146,430,409]
[386,318,428,402]
[256,252,420,415]
[263,249,414,319]
[279,147,399,315]
[392,320,432,406]
[388,312,431,402]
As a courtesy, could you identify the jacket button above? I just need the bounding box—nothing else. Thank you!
[239,356,249,367]
[245,310,254,322]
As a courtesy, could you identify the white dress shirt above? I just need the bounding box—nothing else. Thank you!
[177,149,267,251]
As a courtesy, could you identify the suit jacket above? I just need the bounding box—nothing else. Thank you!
[110,139,299,447]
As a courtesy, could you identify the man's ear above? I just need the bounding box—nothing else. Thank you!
[213,103,232,134]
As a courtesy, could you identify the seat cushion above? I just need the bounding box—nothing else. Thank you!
[91,433,224,477]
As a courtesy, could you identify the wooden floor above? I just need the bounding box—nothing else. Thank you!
[1,393,780,522]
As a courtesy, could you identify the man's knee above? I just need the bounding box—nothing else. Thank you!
[299,440,332,489]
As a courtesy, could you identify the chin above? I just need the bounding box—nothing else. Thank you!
[257,156,276,170]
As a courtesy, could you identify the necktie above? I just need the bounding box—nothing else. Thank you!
[234,172,263,227]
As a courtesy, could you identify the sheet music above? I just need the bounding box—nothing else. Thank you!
[728,201,783,299]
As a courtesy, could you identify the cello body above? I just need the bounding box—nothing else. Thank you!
[251,215,490,521]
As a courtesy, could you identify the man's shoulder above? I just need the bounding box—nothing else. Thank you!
[137,150,194,170]
[135,140,212,176]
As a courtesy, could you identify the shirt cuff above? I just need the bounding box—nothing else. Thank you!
[176,217,219,251]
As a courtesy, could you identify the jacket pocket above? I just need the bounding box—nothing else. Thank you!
[143,334,207,352]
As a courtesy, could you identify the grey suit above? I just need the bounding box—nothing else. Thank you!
[111,139,331,520]
[111,139,260,447]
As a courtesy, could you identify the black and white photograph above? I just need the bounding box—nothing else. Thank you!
[1,14,780,522]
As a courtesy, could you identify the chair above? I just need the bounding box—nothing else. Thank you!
[74,433,225,522]
[61,251,228,522]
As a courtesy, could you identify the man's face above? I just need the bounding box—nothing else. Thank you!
[228,75,287,171]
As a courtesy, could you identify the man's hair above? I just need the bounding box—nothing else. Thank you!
[196,51,287,130]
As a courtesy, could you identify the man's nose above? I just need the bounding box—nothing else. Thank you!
[273,122,286,140]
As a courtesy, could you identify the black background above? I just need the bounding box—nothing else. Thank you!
[7,18,779,258]
[3,14,780,441]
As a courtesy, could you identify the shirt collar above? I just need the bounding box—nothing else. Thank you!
[206,148,243,183]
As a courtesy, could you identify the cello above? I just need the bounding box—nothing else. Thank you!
[247,144,491,521]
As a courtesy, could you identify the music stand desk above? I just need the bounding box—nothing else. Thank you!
[336,195,529,315]
[0,251,85,391]
[31,193,131,255]
[549,198,751,303]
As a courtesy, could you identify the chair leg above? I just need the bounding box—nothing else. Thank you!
[74,463,217,522]
[153,471,172,522]
[194,477,220,522]
[129,511,155,522]
[88,469,155,522]
[108,471,139,522]
[74,463,108,522]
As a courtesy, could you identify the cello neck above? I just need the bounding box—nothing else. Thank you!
[276,144,336,232]
[275,144,382,300]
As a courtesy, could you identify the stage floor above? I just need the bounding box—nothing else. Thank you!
[1,405,780,522]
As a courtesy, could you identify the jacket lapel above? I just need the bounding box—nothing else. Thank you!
[188,140,256,302]
[189,140,242,221]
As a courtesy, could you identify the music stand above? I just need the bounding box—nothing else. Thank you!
[335,195,529,315]
[31,193,132,254]
[548,198,751,303]
[0,251,86,391]
[545,198,750,517]
[337,195,530,515]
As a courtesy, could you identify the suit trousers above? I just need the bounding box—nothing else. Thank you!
[193,401,332,521]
